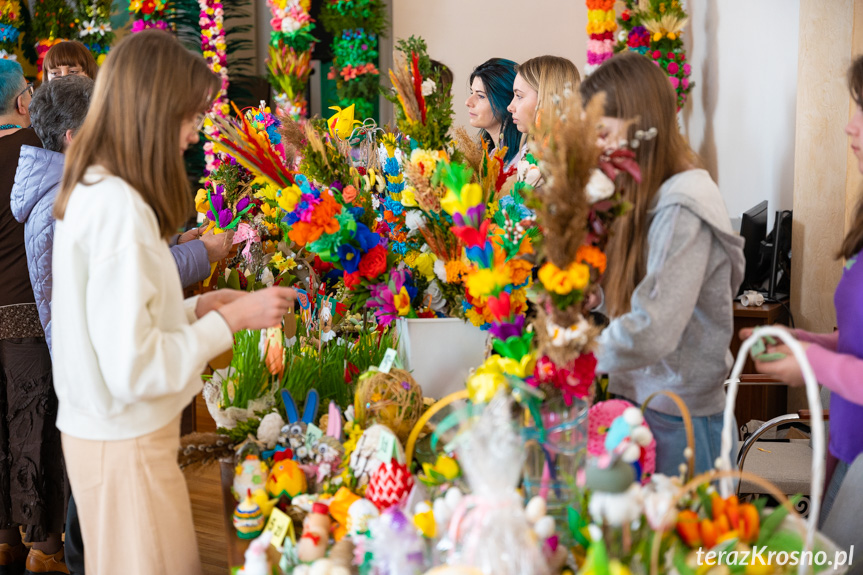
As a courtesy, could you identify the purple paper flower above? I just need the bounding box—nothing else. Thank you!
[488,315,526,342]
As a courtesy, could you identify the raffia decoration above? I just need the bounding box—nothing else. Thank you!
[533,307,602,367]
[354,368,423,444]
[528,91,605,269]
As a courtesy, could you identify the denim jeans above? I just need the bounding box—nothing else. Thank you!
[819,458,849,529]
[642,407,737,477]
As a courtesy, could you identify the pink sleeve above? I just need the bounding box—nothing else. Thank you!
[805,344,863,405]
[795,329,839,351]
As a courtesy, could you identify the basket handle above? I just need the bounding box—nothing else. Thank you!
[720,326,825,564]
[642,390,696,482]
[404,389,470,462]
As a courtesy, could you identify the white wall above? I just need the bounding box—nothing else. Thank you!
[684,0,800,229]
[391,0,588,131]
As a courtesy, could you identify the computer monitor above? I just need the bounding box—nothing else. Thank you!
[768,210,792,300]
[739,200,768,293]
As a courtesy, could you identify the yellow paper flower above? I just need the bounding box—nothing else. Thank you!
[194,188,209,214]
[413,509,436,538]
[538,262,590,295]
[413,252,437,281]
[393,286,412,316]
[465,267,512,298]
[277,184,302,213]
[440,183,483,217]
[409,148,444,176]
[400,189,418,207]
[466,355,512,403]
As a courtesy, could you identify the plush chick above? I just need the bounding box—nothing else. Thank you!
[266,451,307,499]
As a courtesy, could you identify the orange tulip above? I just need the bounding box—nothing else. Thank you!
[700,518,718,549]
[676,510,701,547]
[711,494,726,521]
[739,504,760,543]
[725,495,740,530]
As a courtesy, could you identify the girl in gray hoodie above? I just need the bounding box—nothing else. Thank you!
[581,53,745,477]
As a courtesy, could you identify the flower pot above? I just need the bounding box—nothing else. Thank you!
[395,318,488,399]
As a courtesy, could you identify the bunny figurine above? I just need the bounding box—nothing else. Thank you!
[313,402,346,483]
[278,389,319,463]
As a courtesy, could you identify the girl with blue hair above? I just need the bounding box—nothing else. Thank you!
[466,58,521,168]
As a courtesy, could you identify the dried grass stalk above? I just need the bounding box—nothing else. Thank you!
[452,126,483,174]
[529,92,605,269]
[404,161,442,213]
[390,52,421,123]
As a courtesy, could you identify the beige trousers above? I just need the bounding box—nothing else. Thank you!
[62,417,202,575]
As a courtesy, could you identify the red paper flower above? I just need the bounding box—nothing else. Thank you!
[343,271,361,291]
[358,245,387,280]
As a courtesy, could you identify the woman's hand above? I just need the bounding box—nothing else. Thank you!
[738,324,795,342]
[199,228,235,263]
[217,287,297,332]
[753,341,810,386]
[195,289,247,319]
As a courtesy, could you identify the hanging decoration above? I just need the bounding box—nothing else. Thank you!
[0,0,21,60]
[32,0,76,79]
[320,0,387,121]
[585,0,616,75]
[129,0,170,33]
[616,0,693,110]
[75,0,113,64]
[199,0,229,174]
[266,0,316,121]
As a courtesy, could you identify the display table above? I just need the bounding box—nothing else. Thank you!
[731,300,790,427]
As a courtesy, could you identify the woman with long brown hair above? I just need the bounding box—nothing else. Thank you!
[741,54,863,526]
[581,52,745,477]
[51,30,296,573]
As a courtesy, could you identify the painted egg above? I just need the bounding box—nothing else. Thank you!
[232,494,264,540]
[366,460,414,511]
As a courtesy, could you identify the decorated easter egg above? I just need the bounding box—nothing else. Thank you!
[346,498,379,535]
[233,493,265,539]
[366,460,414,511]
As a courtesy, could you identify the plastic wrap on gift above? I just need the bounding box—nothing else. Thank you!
[445,393,549,575]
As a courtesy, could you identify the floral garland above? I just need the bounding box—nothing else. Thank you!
[129,0,170,33]
[76,0,113,64]
[267,0,316,121]
[199,0,229,174]
[585,0,616,75]
[0,0,21,60]
[320,0,387,120]
[616,0,693,109]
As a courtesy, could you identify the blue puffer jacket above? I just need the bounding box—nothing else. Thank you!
[11,146,212,353]
[10,145,63,352]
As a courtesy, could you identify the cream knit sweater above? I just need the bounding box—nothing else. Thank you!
[52,167,233,440]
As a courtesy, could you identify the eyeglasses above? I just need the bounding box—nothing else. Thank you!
[194,113,207,132]
[18,83,33,99]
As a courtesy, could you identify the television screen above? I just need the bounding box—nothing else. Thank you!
[739,200,768,293]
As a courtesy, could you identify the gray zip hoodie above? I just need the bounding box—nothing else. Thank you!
[596,169,745,417]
